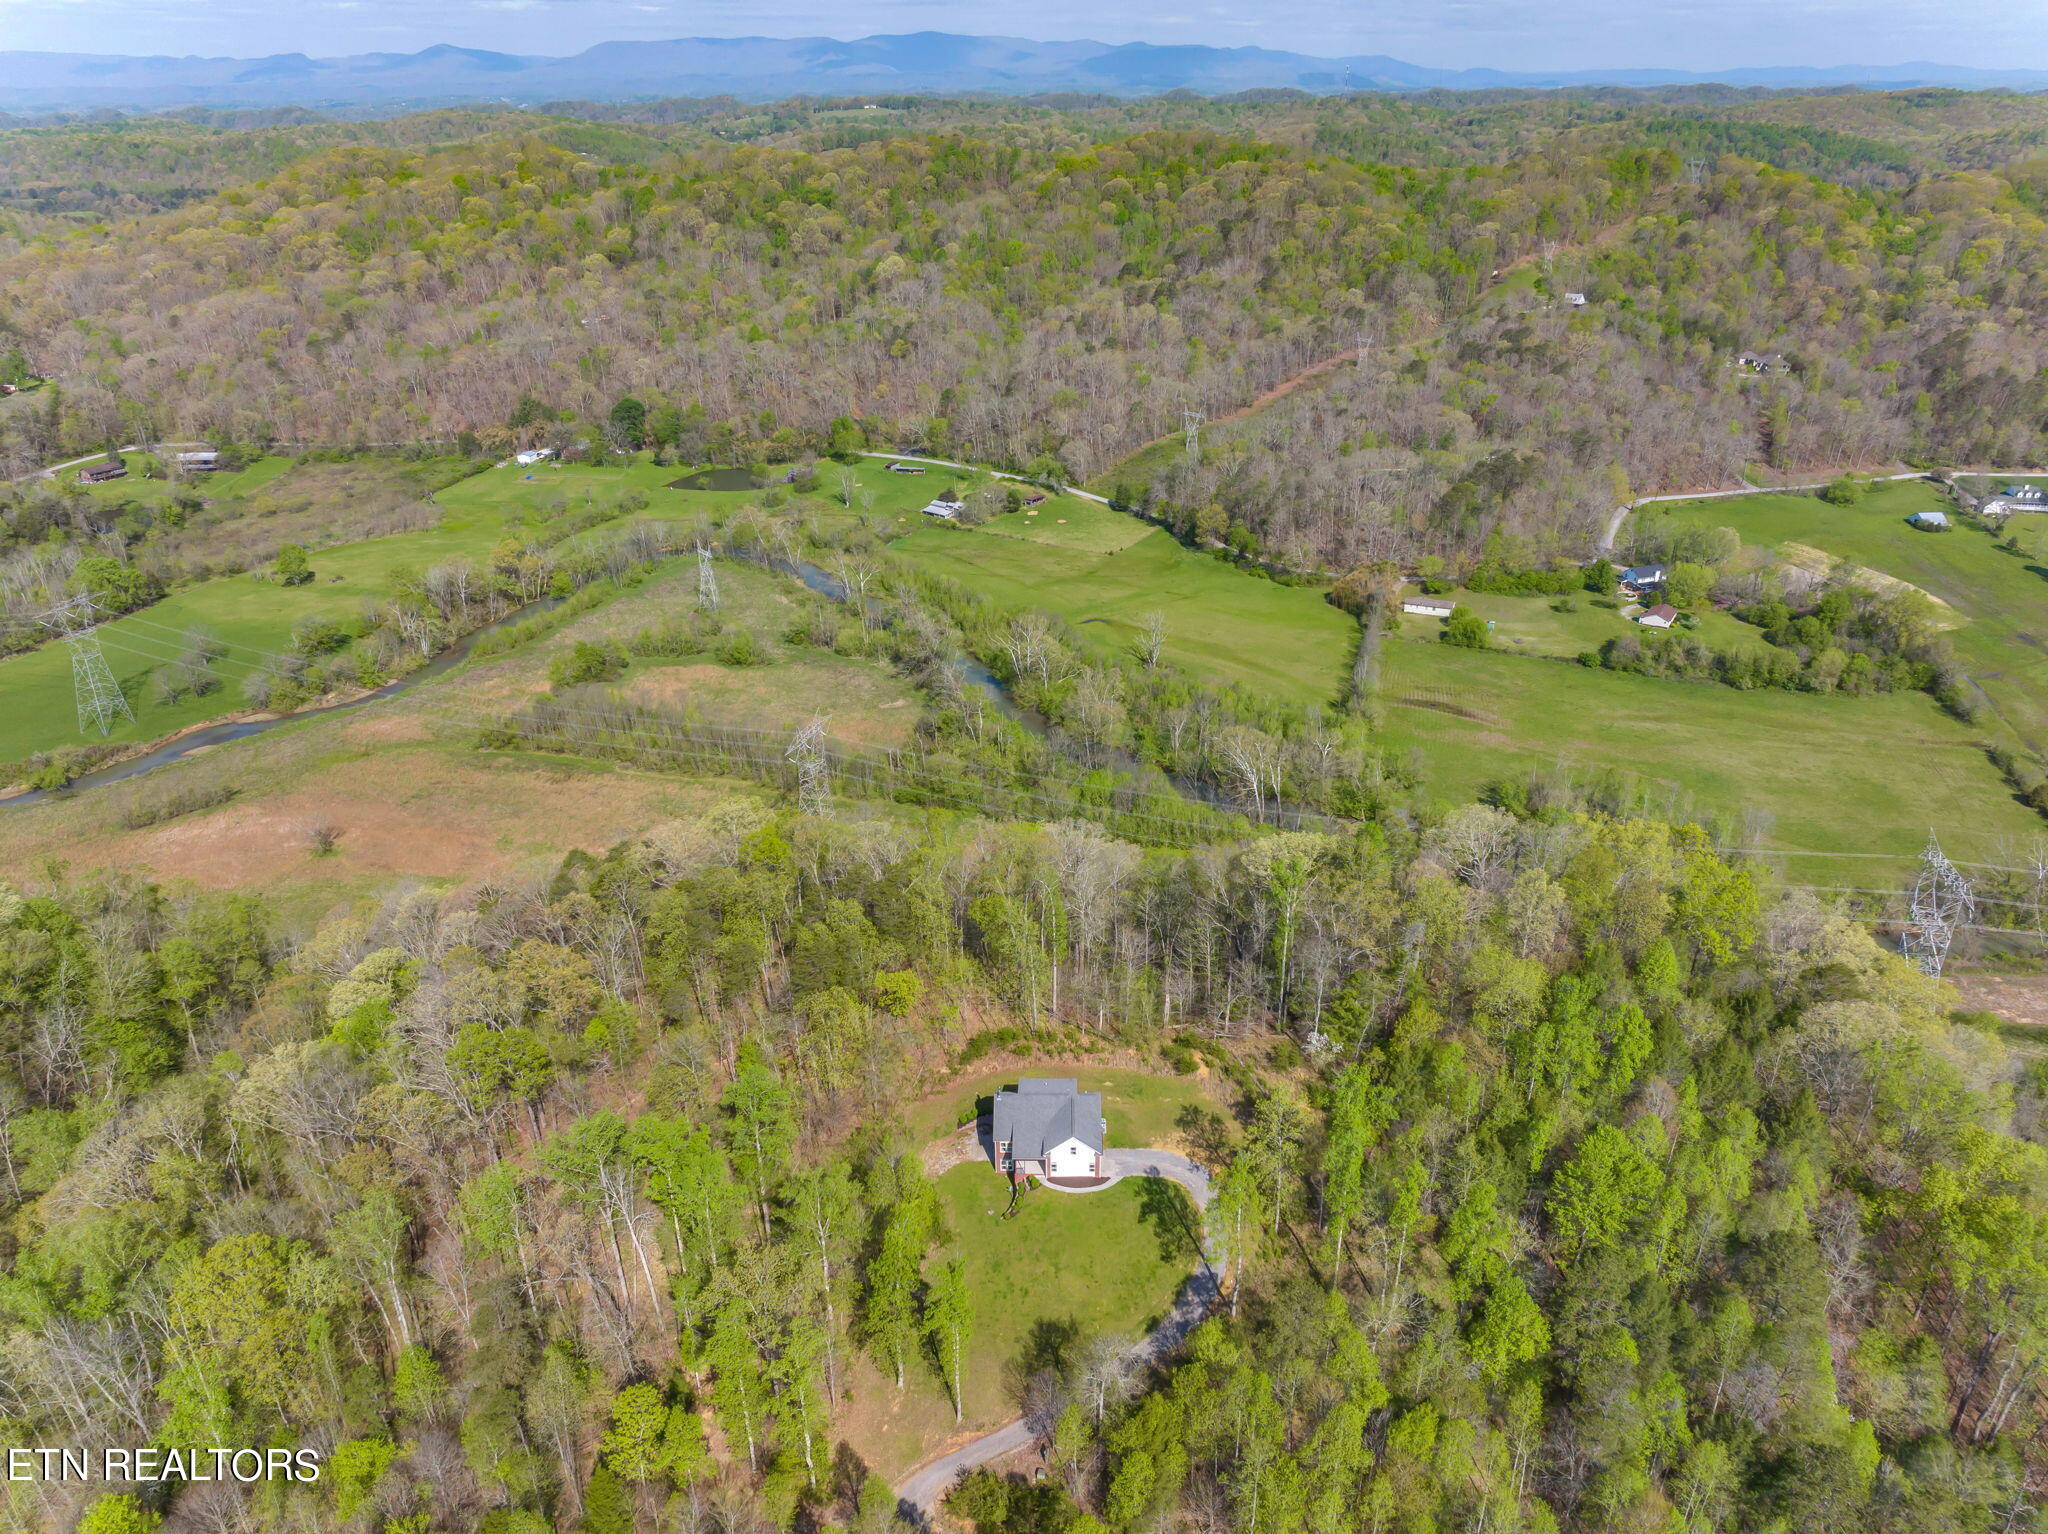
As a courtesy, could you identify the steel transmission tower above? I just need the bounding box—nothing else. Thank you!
[40,595,133,737]
[1181,408,1205,457]
[786,716,831,817]
[696,544,720,611]
[1903,832,1975,976]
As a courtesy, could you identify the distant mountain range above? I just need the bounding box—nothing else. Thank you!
[1,33,2046,114]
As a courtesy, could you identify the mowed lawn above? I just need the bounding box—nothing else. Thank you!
[932,1164,1198,1423]
[891,505,2043,859]
[1645,481,2048,758]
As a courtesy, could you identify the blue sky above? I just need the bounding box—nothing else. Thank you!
[4,0,2045,72]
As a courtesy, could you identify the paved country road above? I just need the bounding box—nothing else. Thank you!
[895,1149,1220,1524]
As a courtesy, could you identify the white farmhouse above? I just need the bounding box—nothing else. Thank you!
[992,1078,1104,1184]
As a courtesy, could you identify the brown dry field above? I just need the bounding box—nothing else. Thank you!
[1950,968,2048,1033]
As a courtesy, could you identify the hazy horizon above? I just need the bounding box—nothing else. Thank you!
[3,2,2046,78]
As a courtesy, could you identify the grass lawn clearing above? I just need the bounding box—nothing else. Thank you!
[900,1065,1227,1154]
[980,495,1153,554]
[830,1163,1202,1478]
[937,1165,1196,1418]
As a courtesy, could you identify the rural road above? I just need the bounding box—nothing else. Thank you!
[1595,469,1973,553]
[895,1149,1219,1524]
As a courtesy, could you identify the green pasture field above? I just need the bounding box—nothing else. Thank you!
[0,551,930,917]
[72,453,307,506]
[1641,480,2048,758]
[1375,639,2038,860]
[897,523,1359,701]
[980,494,1153,553]
[0,462,520,765]
[888,503,2043,859]
[0,452,1029,768]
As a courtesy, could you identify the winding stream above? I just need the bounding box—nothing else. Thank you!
[4,548,1283,829]
[0,595,565,808]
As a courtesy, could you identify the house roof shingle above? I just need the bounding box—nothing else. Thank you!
[992,1078,1104,1161]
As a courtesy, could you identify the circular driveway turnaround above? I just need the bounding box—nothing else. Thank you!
[896,1146,1221,1523]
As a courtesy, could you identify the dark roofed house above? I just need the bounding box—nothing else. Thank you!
[78,459,127,484]
[991,1078,1104,1185]
[2001,483,2045,503]
[1735,351,1789,374]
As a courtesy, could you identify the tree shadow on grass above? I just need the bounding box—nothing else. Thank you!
[1134,1176,1204,1268]
[1174,1104,1231,1172]
[1003,1316,1080,1406]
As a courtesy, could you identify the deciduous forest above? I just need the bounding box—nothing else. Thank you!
[0,83,2044,1534]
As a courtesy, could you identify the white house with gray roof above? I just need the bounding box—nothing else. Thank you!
[992,1078,1104,1183]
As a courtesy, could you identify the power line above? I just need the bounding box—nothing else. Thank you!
[786,716,830,817]
[36,596,134,737]
[696,544,720,611]
[1721,846,2037,874]
[1904,833,1977,977]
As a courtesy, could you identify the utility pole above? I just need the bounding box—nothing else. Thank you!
[787,716,831,817]
[1181,407,1204,458]
[1903,832,1975,976]
[40,594,133,737]
[696,543,720,611]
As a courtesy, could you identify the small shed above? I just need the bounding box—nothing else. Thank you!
[1564,292,1588,307]
[1909,510,1949,530]
[886,461,926,475]
[174,449,220,471]
[1402,596,1457,618]
[513,448,555,466]
[1638,604,1679,629]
